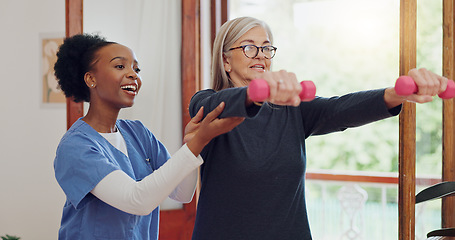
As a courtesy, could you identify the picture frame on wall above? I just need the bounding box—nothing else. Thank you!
[40,33,65,105]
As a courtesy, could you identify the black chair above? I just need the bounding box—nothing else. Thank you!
[416,181,455,239]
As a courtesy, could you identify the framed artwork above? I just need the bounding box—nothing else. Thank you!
[41,34,65,104]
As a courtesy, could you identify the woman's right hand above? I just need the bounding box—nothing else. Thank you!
[248,70,303,107]
[185,102,244,156]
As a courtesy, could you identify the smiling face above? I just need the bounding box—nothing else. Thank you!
[85,43,142,110]
[223,26,272,87]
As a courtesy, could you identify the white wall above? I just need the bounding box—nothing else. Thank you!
[0,0,66,239]
[0,0,183,239]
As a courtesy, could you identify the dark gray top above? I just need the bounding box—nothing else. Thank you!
[189,87,401,240]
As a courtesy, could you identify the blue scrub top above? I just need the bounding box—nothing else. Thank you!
[54,118,170,240]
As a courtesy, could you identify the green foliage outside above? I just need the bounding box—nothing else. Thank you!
[0,235,20,240]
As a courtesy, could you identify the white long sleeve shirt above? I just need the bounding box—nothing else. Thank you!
[93,131,202,215]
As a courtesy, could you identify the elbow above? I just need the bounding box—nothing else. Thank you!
[127,193,160,216]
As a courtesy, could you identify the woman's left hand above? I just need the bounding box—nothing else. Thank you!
[183,103,244,144]
[385,68,449,108]
[405,68,448,103]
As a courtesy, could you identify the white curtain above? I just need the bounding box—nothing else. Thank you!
[84,0,183,209]
[84,0,182,153]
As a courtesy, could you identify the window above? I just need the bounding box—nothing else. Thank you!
[228,0,443,238]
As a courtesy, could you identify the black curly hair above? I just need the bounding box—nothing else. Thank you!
[54,34,117,102]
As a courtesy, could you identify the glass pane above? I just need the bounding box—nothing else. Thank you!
[416,0,443,237]
[416,0,443,176]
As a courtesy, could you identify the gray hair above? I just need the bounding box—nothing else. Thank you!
[211,17,273,91]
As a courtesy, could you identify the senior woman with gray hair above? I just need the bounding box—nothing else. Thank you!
[189,16,447,240]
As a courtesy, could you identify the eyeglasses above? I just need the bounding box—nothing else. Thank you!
[228,44,277,59]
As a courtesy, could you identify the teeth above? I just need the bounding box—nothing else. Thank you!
[121,85,137,91]
[251,65,264,69]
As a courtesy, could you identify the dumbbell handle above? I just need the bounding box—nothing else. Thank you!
[395,76,455,99]
[247,79,316,102]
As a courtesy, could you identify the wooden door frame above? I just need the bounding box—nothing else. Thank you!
[398,1,417,239]
[65,0,84,129]
[442,0,455,230]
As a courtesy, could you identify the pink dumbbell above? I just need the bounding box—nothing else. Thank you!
[395,76,455,99]
[248,79,316,102]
